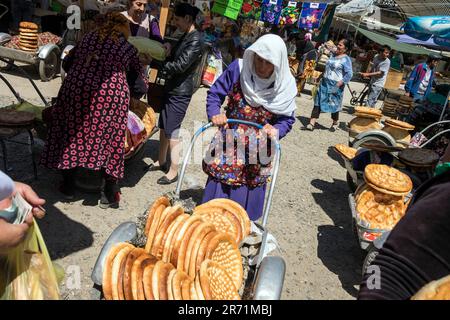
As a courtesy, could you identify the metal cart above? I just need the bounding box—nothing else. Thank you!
[90,119,286,300]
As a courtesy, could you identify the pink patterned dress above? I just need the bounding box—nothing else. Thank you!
[40,32,144,180]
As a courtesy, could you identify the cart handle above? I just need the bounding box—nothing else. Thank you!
[418,120,450,137]
[175,119,281,229]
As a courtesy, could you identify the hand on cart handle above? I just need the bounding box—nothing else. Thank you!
[211,114,228,127]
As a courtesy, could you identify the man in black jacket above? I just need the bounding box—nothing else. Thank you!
[358,144,450,299]
[145,3,202,185]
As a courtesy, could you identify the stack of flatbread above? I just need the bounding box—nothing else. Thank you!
[19,22,39,52]
[349,107,382,134]
[102,197,251,300]
[381,98,398,118]
[354,164,413,230]
[102,242,241,300]
[398,147,440,170]
[382,119,415,148]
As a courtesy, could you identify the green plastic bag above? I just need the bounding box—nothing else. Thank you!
[128,37,167,61]
[0,219,61,300]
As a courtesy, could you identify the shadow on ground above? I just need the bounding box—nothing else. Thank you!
[327,145,346,168]
[311,178,364,297]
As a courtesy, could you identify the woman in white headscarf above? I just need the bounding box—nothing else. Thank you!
[201,34,297,221]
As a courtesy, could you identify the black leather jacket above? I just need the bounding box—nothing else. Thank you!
[161,29,203,96]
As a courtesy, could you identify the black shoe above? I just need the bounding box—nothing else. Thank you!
[144,162,168,173]
[99,181,120,209]
[59,184,75,200]
[157,174,178,185]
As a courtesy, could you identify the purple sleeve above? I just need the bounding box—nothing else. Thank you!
[272,113,296,139]
[149,18,164,43]
[206,59,241,119]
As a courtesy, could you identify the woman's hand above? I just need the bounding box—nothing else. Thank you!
[14,182,45,219]
[262,124,278,139]
[211,114,228,127]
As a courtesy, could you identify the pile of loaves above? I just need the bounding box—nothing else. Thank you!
[102,197,252,300]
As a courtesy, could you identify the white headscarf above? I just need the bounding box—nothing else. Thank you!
[239,34,297,116]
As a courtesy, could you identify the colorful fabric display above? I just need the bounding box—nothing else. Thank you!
[260,0,283,25]
[279,1,300,26]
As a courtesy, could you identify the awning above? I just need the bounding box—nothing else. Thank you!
[354,26,435,55]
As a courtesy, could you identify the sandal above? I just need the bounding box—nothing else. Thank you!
[306,123,314,131]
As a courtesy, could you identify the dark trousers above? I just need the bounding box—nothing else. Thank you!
[311,105,339,122]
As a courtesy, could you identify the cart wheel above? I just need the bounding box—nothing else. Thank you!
[39,50,59,82]
[352,135,392,149]
[362,245,379,275]
[346,171,357,193]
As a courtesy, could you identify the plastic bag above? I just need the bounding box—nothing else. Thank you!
[202,49,223,87]
[0,220,61,300]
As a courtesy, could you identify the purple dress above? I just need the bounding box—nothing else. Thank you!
[201,60,295,221]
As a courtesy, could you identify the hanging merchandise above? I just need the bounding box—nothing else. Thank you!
[279,1,300,26]
[202,48,224,87]
[195,0,212,28]
[212,0,245,21]
[239,20,268,49]
[240,0,263,20]
[260,0,283,25]
[298,2,328,30]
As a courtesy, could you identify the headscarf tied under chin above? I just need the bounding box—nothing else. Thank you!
[239,34,298,116]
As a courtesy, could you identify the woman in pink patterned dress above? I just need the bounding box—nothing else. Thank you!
[40,13,146,208]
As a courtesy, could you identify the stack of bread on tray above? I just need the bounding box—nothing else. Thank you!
[348,106,383,134]
[355,164,413,230]
[18,22,39,52]
[102,197,251,300]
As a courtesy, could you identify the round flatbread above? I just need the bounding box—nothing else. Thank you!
[355,106,382,116]
[142,262,156,300]
[189,280,199,300]
[144,196,170,235]
[152,261,175,300]
[166,269,177,300]
[412,275,450,300]
[195,231,220,278]
[334,144,357,160]
[193,208,242,244]
[349,117,381,133]
[205,232,243,290]
[151,205,184,259]
[102,242,133,300]
[398,148,440,166]
[171,215,205,267]
[111,245,134,300]
[356,186,405,230]
[364,164,413,194]
[173,270,190,300]
[19,22,38,30]
[181,277,193,300]
[186,222,216,278]
[18,39,38,45]
[131,253,157,300]
[385,119,415,130]
[353,112,382,120]
[161,214,189,263]
[195,275,205,300]
[199,260,241,300]
[145,204,167,252]
[198,199,251,240]
[123,247,146,300]
[177,220,203,273]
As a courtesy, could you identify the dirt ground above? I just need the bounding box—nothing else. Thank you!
[0,65,370,300]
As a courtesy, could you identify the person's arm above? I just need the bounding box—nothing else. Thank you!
[62,45,78,74]
[340,56,353,86]
[271,112,296,139]
[126,42,148,97]
[405,64,419,93]
[362,59,390,78]
[149,18,164,43]
[207,59,240,120]
[162,35,202,76]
